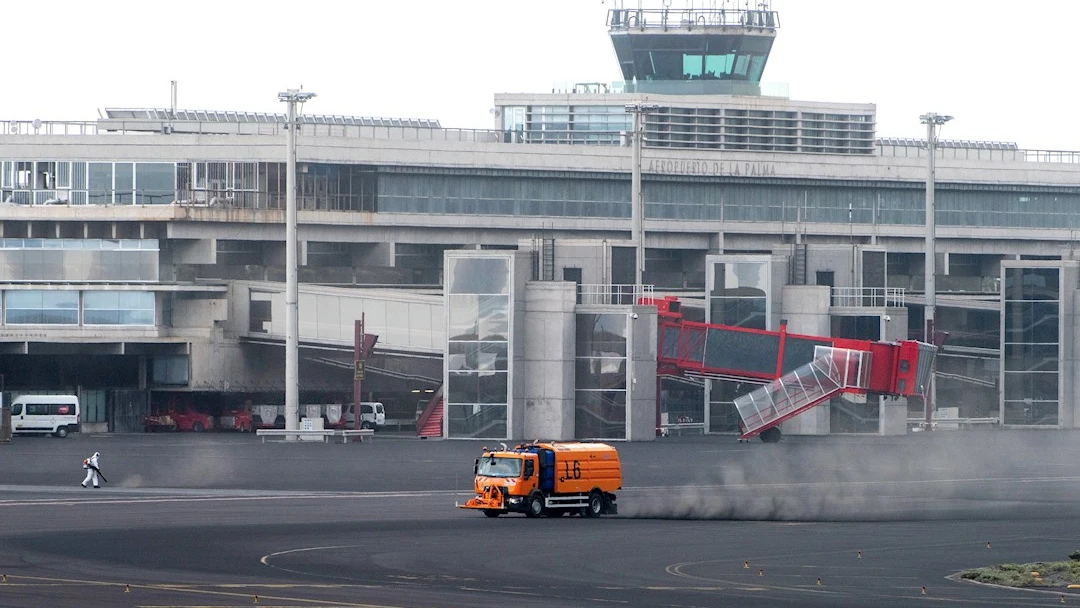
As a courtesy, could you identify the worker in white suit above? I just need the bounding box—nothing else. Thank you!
[81,452,104,488]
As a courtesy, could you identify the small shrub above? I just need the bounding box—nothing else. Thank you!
[1069,550,1080,561]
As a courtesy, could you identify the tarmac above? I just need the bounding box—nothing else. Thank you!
[0,429,1078,607]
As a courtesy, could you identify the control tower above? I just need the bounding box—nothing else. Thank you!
[607,1,779,95]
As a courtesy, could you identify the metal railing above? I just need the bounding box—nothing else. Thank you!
[877,140,1080,164]
[1,120,98,136]
[830,287,906,308]
[0,118,501,142]
[7,116,1080,167]
[607,6,779,31]
[577,284,654,306]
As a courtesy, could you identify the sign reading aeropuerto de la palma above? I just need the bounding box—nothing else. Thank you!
[647,159,777,178]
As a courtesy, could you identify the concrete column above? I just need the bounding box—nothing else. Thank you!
[172,239,216,264]
[879,308,910,436]
[1064,264,1079,429]
[138,356,147,390]
[628,304,658,442]
[355,243,394,267]
[521,282,577,440]
[779,285,831,435]
[880,397,908,436]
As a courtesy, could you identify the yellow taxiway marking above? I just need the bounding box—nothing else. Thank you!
[0,574,405,608]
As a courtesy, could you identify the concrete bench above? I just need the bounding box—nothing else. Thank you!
[256,429,374,443]
[256,429,332,443]
[908,417,1000,431]
[382,418,414,432]
[660,422,706,436]
[331,429,375,443]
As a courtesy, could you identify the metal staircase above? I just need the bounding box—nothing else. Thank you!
[416,386,444,439]
[734,347,871,441]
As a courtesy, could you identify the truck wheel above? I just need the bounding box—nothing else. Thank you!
[525,492,545,518]
[54,427,68,438]
[483,510,501,518]
[759,427,782,443]
[361,421,374,430]
[585,490,605,517]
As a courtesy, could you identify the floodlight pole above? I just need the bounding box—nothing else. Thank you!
[279,88,316,438]
[920,111,952,431]
[626,103,658,300]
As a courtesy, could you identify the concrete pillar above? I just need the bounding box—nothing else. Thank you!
[521,282,577,440]
[880,308,910,435]
[172,239,216,264]
[779,285,831,435]
[1,404,11,443]
[628,304,658,441]
[355,242,394,267]
[138,356,148,390]
[880,396,908,435]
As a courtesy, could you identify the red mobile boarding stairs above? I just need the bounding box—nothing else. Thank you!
[652,297,937,442]
[416,386,444,439]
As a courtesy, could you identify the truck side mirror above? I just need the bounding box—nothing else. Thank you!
[523,460,534,479]
[473,458,479,475]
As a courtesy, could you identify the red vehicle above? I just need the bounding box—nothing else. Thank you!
[143,413,177,433]
[144,407,214,432]
[170,407,214,432]
[217,408,254,432]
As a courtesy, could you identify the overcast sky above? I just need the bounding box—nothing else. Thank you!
[6,0,1077,150]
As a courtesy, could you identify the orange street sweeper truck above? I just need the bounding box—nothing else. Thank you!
[459,441,622,518]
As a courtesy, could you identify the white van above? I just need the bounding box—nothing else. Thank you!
[10,395,81,438]
[342,402,386,430]
[360,402,386,430]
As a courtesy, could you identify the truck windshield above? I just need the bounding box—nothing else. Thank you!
[477,457,522,478]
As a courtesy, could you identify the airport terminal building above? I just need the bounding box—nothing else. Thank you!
[0,2,1076,439]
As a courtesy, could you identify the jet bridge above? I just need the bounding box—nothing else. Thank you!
[650,297,936,441]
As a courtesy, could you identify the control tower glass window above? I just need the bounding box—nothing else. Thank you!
[619,35,772,82]
[683,52,764,81]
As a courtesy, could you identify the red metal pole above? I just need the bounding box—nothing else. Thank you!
[775,320,788,378]
[353,316,362,433]
[923,318,934,431]
[655,369,663,436]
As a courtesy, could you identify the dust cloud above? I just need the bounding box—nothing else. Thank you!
[621,431,1080,522]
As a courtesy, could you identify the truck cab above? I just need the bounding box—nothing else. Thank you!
[461,442,621,518]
